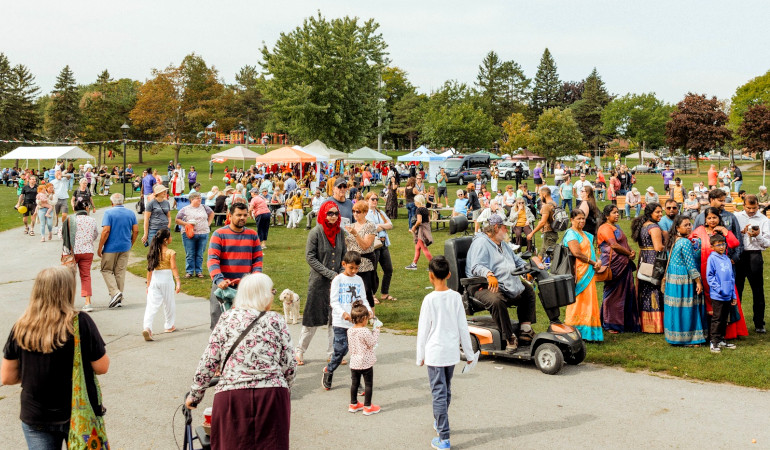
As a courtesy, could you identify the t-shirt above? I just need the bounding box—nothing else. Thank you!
[416,206,430,224]
[155,248,177,271]
[415,289,474,366]
[21,184,37,204]
[330,273,370,328]
[73,188,93,208]
[102,205,138,253]
[142,174,156,195]
[52,178,69,200]
[326,198,353,222]
[3,313,106,425]
[659,215,674,232]
[662,169,675,186]
[708,169,718,186]
[733,167,743,182]
[437,173,447,187]
[176,204,213,235]
[147,199,171,231]
[453,198,469,215]
[560,183,573,200]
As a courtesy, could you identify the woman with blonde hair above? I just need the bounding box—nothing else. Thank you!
[2,266,109,448]
[186,273,296,449]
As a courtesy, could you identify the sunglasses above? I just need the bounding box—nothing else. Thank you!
[666,206,679,210]
[353,210,364,214]
[337,185,348,189]
[326,211,340,216]
[369,197,378,201]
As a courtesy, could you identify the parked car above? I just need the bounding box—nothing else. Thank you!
[497,161,531,180]
[440,154,491,184]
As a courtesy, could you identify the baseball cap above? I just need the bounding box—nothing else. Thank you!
[488,214,514,227]
[334,178,348,188]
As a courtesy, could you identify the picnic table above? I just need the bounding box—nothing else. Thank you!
[429,206,455,231]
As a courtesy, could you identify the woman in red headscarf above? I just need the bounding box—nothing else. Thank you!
[294,201,347,365]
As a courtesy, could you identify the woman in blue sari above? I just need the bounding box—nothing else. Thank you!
[663,215,705,345]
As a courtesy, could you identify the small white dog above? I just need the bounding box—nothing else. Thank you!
[279,289,301,324]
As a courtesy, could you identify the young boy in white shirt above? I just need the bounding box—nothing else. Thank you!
[416,256,475,450]
[323,251,372,391]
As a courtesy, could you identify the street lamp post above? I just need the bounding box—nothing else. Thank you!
[121,123,130,197]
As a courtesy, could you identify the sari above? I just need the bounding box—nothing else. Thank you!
[689,226,749,339]
[597,223,640,332]
[663,237,706,345]
[563,228,604,341]
[638,223,664,333]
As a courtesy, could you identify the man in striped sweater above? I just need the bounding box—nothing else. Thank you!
[207,202,263,328]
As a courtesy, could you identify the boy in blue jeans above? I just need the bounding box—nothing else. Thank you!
[706,233,738,353]
[416,256,475,449]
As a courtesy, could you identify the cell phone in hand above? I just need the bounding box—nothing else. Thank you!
[752,225,759,231]
[144,239,149,247]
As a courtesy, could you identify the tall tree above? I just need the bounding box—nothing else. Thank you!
[389,90,424,150]
[666,93,731,171]
[602,93,672,160]
[476,51,530,125]
[559,80,584,106]
[530,107,584,166]
[381,66,415,148]
[48,65,81,140]
[261,13,387,150]
[737,104,770,155]
[130,54,223,163]
[500,112,533,153]
[530,48,561,120]
[571,68,611,149]
[1,63,39,142]
[729,70,770,130]
[420,101,497,149]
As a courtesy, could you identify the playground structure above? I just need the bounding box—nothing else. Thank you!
[260,133,288,145]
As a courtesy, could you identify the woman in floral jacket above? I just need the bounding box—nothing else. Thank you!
[186,273,296,450]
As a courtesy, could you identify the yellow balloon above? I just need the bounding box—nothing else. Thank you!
[17,206,27,214]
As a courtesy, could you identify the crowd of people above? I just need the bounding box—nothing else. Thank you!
[2,153,769,449]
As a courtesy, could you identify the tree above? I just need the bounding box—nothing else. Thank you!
[602,93,672,160]
[530,48,561,120]
[389,90,424,150]
[0,62,39,143]
[221,65,269,135]
[737,104,770,155]
[261,13,387,150]
[48,65,80,140]
[476,51,530,125]
[729,70,770,129]
[500,112,533,153]
[571,68,611,149]
[130,54,223,163]
[666,93,731,171]
[559,80,584,106]
[420,87,497,150]
[530,107,584,166]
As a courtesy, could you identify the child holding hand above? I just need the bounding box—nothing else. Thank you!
[143,228,180,341]
[347,300,381,415]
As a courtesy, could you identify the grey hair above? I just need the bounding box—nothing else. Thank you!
[110,193,125,205]
[414,194,426,207]
[760,186,767,192]
[188,192,202,201]
[482,223,498,235]
[233,273,274,312]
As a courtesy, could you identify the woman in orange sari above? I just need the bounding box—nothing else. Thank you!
[563,209,604,342]
[689,207,748,340]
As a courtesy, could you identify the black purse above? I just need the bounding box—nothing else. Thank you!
[650,250,669,284]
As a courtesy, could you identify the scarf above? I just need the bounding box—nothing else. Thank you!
[318,201,341,247]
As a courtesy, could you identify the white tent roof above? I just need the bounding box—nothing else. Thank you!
[557,154,589,161]
[397,146,446,162]
[439,148,458,157]
[347,147,392,161]
[1,146,95,160]
[210,146,260,161]
[292,145,329,162]
[625,150,659,159]
[303,140,347,160]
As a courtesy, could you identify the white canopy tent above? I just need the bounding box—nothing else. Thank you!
[625,150,658,160]
[1,146,97,170]
[397,146,447,182]
[210,146,261,169]
[438,148,458,158]
[557,154,589,162]
[302,140,347,160]
[347,147,392,161]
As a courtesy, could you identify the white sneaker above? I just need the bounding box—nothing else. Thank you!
[405,263,418,270]
[718,341,737,349]
[82,304,94,312]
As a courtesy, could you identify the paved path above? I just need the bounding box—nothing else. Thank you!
[0,210,768,449]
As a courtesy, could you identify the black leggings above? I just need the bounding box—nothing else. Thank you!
[351,367,374,406]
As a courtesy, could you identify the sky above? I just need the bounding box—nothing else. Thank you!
[2,0,768,105]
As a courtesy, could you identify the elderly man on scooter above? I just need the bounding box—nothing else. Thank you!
[466,214,538,352]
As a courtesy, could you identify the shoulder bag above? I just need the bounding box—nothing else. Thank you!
[68,315,109,449]
[221,311,267,371]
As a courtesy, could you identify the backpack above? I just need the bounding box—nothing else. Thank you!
[550,203,569,232]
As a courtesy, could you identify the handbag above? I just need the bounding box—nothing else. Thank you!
[372,238,384,250]
[638,250,667,286]
[184,223,195,239]
[68,315,109,449]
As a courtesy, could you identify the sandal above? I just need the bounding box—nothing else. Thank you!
[29,230,34,236]
[184,273,192,279]
[196,273,205,278]
[380,295,397,302]
[374,298,381,305]
[295,354,305,366]
[164,326,177,333]
[23,227,28,234]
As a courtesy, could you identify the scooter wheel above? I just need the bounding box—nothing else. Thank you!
[564,341,586,365]
[534,343,563,375]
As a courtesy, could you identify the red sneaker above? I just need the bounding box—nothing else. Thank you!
[348,402,365,413]
[363,404,381,416]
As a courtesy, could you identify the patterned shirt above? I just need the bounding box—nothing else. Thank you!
[189,309,296,404]
[207,226,263,285]
[73,215,98,255]
[347,327,379,370]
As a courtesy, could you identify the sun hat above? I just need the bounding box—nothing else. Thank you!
[631,187,640,195]
[646,186,655,193]
[153,184,168,195]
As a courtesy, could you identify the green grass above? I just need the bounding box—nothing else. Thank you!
[6,146,770,388]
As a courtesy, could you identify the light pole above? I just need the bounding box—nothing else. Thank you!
[121,123,130,197]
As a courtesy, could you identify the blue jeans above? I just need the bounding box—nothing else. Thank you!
[182,233,209,275]
[428,365,455,441]
[326,326,349,373]
[734,180,743,193]
[406,202,417,229]
[561,198,573,212]
[625,203,641,218]
[37,207,53,235]
[22,422,68,450]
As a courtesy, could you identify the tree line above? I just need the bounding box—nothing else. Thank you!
[1,12,769,167]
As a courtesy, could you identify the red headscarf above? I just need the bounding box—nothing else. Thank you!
[318,201,341,247]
